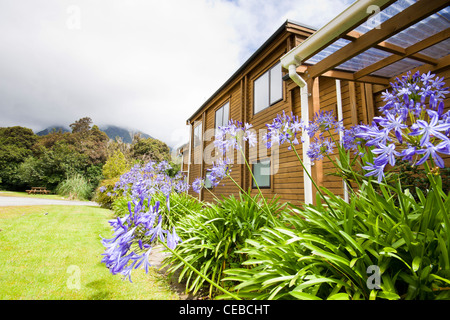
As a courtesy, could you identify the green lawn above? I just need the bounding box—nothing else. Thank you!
[0,205,180,300]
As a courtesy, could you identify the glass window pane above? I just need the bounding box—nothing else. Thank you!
[252,159,270,188]
[215,108,223,129]
[215,102,230,129]
[204,172,212,189]
[222,102,229,126]
[254,72,269,114]
[194,123,202,147]
[270,62,282,104]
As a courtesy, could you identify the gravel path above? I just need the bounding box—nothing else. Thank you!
[0,195,99,207]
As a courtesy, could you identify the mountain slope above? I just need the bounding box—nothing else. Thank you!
[100,125,152,144]
[36,125,153,144]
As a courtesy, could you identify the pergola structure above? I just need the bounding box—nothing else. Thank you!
[280,0,449,203]
[282,0,449,86]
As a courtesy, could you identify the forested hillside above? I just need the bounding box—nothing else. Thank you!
[0,117,176,198]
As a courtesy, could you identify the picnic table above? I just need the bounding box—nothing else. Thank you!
[26,187,50,195]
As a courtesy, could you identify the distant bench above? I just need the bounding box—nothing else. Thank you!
[26,187,50,195]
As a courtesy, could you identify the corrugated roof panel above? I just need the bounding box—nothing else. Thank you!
[385,6,450,48]
[335,47,392,72]
[304,38,351,65]
[418,38,450,60]
[371,57,424,77]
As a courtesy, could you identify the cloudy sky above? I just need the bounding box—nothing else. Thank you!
[0,0,354,148]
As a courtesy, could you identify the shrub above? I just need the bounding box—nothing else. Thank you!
[163,193,286,298]
[102,150,129,179]
[223,177,450,300]
[56,173,93,200]
[94,177,120,208]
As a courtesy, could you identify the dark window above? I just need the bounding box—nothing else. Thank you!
[204,172,212,189]
[252,159,271,188]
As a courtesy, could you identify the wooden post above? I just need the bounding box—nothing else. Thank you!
[348,81,358,126]
[365,83,375,123]
[308,77,323,204]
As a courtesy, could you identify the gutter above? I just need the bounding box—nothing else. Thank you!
[289,64,313,205]
[281,0,393,205]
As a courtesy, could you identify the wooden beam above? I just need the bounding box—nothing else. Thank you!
[391,53,450,83]
[348,82,358,125]
[296,65,390,85]
[354,28,450,79]
[306,0,449,79]
[360,83,368,124]
[344,30,439,65]
[321,69,390,86]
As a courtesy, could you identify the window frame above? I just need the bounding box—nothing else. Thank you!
[253,62,283,115]
[251,158,271,189]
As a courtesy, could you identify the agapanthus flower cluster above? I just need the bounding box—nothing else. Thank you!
[354,71,450,182]
[207,157,232,188]
[191,177,204,194]
[101,198,181,282]
[264,110,342,163]
[264,111,304,149]
[111,160,189,203]
[214,120,257,153]
[380,71,449,117]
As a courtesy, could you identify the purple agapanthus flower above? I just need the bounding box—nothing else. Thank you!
[353,71,449,181]
[101,199,182,282]
[409,110,450,147]
[207,158,232,187]
[192,177,204,194]
[214,120,256,154]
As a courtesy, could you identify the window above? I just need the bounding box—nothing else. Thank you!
[254,62,282,114]
[215,102,229,129]
[204,172,212,189]
[252,159,271,188]
[193,122,202,147]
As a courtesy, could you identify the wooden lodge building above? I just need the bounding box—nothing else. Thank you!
[181,0,450,205]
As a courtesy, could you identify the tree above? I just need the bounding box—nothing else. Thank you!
[131,135,170,163]
[0,126,36,190]
[70,117,92,134]
[102,150,129,179]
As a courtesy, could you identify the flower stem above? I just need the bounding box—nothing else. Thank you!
[204,186,221,202]
[424,161,450,265]
[160,241,241,300]
[290,141,338,216]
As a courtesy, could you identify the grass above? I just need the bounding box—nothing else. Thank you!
[0,205,180,300]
